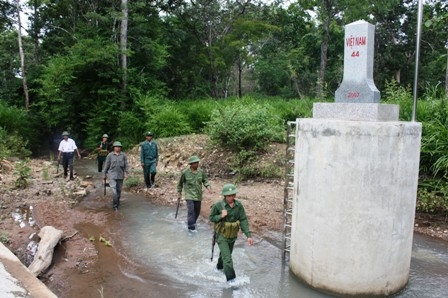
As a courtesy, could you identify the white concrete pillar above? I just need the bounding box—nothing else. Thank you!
[290,119,422,297]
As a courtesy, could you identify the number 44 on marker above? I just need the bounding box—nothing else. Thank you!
[351,51,360,57]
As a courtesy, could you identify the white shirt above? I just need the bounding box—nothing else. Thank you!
[58,138,78,153]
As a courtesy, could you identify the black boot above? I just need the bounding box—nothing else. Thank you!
[224,268,236,281]
[216,258,223,270]
[150,173,156,187]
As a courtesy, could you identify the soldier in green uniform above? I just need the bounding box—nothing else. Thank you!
[96,134,110,172]
[177,156,212,231]
[140,132,158,189]
[209,184,253,281]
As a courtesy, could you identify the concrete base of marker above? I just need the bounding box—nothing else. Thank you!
[313,103,399,122]
[290,119,421,297]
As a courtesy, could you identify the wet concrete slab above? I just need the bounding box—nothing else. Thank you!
[0,242,57,298]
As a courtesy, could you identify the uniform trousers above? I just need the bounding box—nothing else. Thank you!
[216,235,237,281]
[186,200,201,230]
[109,179,123,209]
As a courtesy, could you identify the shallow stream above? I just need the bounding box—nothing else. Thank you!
[76,160,448,297]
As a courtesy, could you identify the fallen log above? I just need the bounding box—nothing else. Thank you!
[28,226,63,276]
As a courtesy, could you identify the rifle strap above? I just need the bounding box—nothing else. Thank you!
[214,201,227,235]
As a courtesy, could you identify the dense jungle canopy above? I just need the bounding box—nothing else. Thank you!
[0,0,447,151]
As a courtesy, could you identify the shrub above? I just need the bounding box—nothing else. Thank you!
[0,102,29,134]
[14,159,31,189]
[417,178,448,214]
[0,127,31,159]
[0,102,32,159]
[117,111,145,149]
[179,100,215,132]
[206,98,284,153]
[146,108,192,138]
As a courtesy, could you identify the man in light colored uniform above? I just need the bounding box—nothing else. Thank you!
[57,131,81,180]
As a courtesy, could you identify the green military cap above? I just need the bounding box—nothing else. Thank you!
[146,131,153,136]
[188,155,200,164]
[222,183,238,196]
[102,134,109,138]
[62,131,69,136]
[112,141,122,147]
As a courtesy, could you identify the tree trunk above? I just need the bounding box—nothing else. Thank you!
[207,22,219,98]
[27,0,41,64]
[32,0,41,64]
[120,0,128,101]
[16,0,30,111]
[28,226,63,276]
[316,0,332,99]
[395,69,401,84]
[445,48,448,99]
[238,58,242,98]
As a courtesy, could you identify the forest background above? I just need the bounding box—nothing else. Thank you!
[0,0,447,215]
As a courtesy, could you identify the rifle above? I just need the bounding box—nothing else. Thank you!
[103,179,107,196]
[211,230,216,261]
[175,198,180,219]
[56,159,60,174]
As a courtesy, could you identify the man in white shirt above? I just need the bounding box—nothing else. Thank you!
[58,131,81,180]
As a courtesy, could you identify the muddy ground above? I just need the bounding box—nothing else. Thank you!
[0,134,447,297]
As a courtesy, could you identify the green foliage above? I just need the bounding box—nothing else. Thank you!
[0,128,31,160]
[177,100,216,132]
[383,80,414,121]
[137,95,195,138]
[136,94,167,117]
[14,159,31,189]
[42,166,50,181]
[206,98,284,152]
[0,102,32,159]
[383,81,448,179]
[117,111,145,150]
[124,176,140,189]
[236,163,284,180]
[417,179,448,214]
[147,109,193,138]
[266,96,317,123]
[231,151,284,180]
[0,232,10,245]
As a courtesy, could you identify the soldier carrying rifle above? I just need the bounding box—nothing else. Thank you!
[209,184,253,282]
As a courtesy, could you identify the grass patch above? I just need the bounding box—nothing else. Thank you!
[0,232,10,245]
[124,176,140,189]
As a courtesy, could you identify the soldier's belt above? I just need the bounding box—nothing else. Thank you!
[98,150,108,156]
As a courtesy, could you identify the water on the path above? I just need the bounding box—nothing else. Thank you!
[74,160,448,297]
[119,193,448,298]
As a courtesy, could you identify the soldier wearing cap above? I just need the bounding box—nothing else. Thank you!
[140,131,158,189]
[96,134,111,173]
[177,155,212,231]
[104,141,129,210]
[209,183,253,282]
[57,131,81,181]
